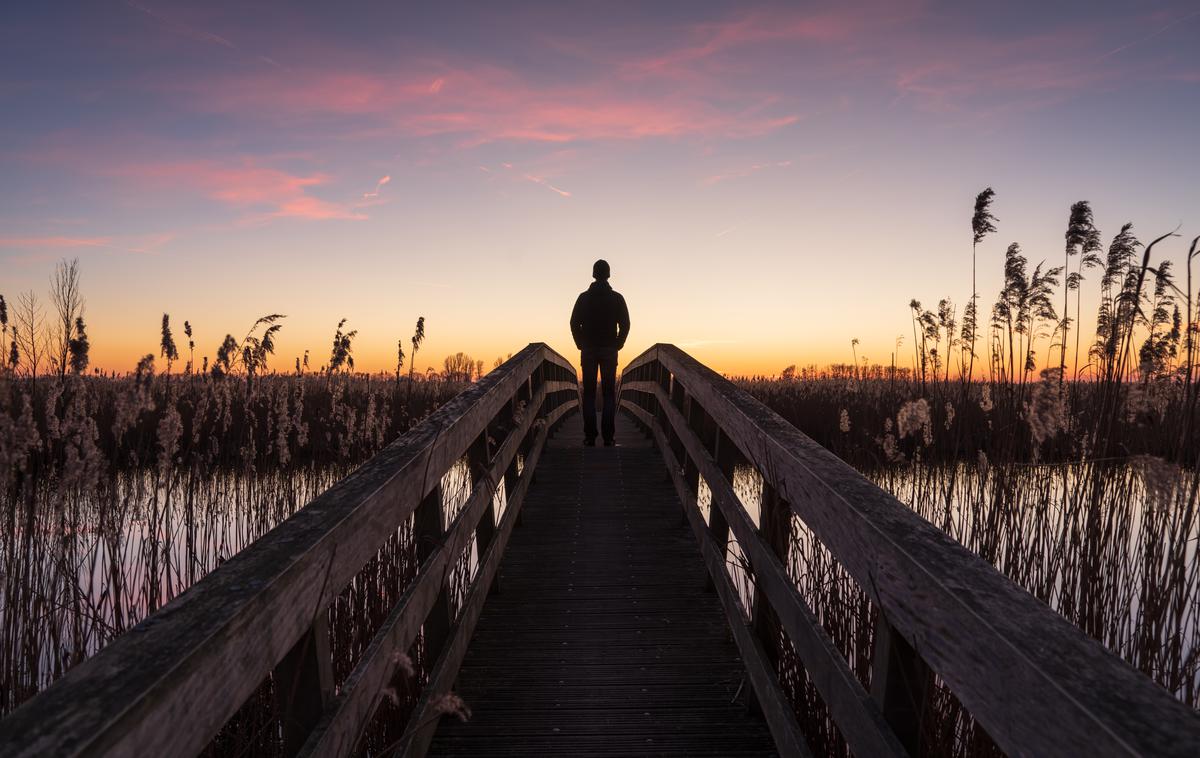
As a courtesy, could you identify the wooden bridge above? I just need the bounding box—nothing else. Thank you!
[3,343,1199,757]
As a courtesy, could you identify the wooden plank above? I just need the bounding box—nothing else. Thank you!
[870,615,931,755]
[643,413,811,758]
[398,403,566,757]
[621,345,1200,757]
[428,414,779,758]
[273,615,335,755]
[295,393,567,757]
[0,345,574,758]
[414,483,453,663]
[623,389,906,756]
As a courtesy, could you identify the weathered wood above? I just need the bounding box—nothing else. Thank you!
[398,402,567,757]
[622,345,1200,757]
[428,414,779,758]
[297,391,553,756]
[870,615,931,756]
[296,394,570,758]
[623,392,906,757]
[642,409,811,758]
[274,615,335,755]
[704,428,735,591]
[467,431,499,594]
[414,483,453,662]
[0,344,577,758]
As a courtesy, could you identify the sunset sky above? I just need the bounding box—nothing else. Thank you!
[2,1,1198,376]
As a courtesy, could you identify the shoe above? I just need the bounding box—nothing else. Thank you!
[584,438,596,447]
[603,439,615,447]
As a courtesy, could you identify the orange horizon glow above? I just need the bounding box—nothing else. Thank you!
[1,3,1197,379]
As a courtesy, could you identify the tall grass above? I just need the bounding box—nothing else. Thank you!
[0,368,465,720]
[730,192,1198,755]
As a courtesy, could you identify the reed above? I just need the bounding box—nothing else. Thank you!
[732,191,1198,755]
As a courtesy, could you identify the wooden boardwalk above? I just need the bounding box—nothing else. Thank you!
[428,414,778,756]
[7,344,1199,758]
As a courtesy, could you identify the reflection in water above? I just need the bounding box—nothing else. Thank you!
[696,477,712,525]
[724,463,765,618]
[1,465,353,709]
[441,455,476,619]
[713,457,1200,709]
[2,447,518,711]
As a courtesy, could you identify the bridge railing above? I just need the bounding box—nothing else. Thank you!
[1,343,578,758]
[619,343,1200,758]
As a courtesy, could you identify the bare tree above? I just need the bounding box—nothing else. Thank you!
[49,258,84,377]
[14,290,47,382]
[442,352,475,382]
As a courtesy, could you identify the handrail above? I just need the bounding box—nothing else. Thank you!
[0,343,579,758]
[619,343,1200,757]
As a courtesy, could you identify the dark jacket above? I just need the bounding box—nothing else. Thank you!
[570,280,630,351]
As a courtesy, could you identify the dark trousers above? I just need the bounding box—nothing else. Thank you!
[581,348,618,442]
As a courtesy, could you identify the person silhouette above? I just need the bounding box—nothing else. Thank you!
[570,259,630,446]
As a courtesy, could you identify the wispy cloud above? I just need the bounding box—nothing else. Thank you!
[165,61,802,146]
[1099,9,1200,60]
[479,162,573,198]
[703,160,792,186]
[117,159,368,222]
[362,174,391,199]
[522,173,571,198]
[0,233,172,256]
[125,1,234,49]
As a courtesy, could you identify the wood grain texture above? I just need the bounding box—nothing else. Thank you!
[427,415,780,758]
[399,400,570,757]
[621,345,1200,757]
[297,388,569,757]
[623,390,905,757]
[0,345,576,758]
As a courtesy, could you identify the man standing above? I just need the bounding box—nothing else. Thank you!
[570,259,630,446]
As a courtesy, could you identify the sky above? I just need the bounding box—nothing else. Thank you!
[1,0,1198,376]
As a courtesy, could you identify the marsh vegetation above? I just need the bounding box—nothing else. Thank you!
[736,191,1199,755]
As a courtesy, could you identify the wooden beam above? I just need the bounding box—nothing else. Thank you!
[295,391,564,757]
[619,344,1200,757]
[622,397,905,758]
[0,344,575,758]
[397,401,568,757]
[274,615,335,755]
[639,409,812,758]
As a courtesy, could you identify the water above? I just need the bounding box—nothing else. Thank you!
[701,456,1200,703]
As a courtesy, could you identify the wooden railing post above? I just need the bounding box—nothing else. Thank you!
[746,482,789,717]
[655,362,670,430]
[415,483,453,662]
[704,429,736,592]
[468,430,499,594]
[274,614,335,755]
[871,614,931,756]
[503,454,520,520]
[752,482,788,651]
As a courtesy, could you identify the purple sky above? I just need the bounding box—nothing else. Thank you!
[2,1,1198,374]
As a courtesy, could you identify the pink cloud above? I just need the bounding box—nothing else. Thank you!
[522,174,571,198]
[702,160,793,186]
[362,174,391,199]
[117,159,367,221]
[0,233,173,256]
[0,236,113,249]
[617,9,864,79]
[889,30,1110,115]
[480,161,573,198]
[161,59,802,145]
